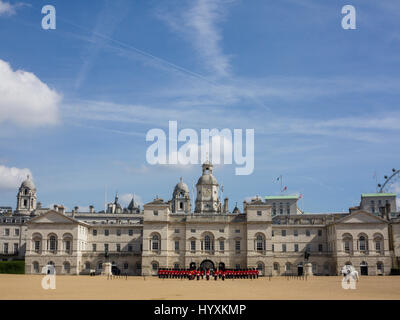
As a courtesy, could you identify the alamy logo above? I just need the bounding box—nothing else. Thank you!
[146,121,255,175]
[41,265,56,290]
[341,265,358,290]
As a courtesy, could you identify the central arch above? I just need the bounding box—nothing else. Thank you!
[200,259,215,271]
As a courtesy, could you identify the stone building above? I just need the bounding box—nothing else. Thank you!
[0,164,399,276]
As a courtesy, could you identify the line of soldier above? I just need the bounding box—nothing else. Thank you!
[158,268,259,281]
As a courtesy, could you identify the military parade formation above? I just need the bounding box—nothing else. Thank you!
[158,268,259,281]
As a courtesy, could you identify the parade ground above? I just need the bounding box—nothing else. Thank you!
[0,275,400,300]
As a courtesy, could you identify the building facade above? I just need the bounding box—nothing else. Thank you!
[1,163,399,276]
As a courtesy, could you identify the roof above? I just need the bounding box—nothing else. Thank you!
[361,193,396,198]
[265,195,299,200]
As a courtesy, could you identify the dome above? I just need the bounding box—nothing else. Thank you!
[174,180,189,193]
[197,174,218,185]
[21,175,35,190]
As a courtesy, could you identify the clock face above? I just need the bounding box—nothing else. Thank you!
[202,187,211,198]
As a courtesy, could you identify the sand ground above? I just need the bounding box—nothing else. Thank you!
[0,274,399,300]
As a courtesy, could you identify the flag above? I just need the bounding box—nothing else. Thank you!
[277,176,280,181]
[282,186,287,192]
[299,193,303,199]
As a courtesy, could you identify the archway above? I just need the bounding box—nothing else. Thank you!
[360,261,368,276]
[218,262,225,271]
[297,263,303,276]
[200,260,215,271]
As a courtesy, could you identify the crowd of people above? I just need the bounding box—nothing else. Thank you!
[157,268,259,281]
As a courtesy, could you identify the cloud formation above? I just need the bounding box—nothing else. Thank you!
[0,165,32,190]
[0,59,61,127]
[159,0,232,78]
[0,0,26,16]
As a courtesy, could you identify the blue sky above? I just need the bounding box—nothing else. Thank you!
[0,0,399,213]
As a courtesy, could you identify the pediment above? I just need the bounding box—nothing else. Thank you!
[29,210,78,225]
[336,210,387,224]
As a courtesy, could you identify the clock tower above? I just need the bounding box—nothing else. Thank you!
[194,161,221,213]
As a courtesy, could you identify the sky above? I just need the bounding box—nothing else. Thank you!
[0,0,399,213]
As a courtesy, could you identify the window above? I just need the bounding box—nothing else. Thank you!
[174,263,180,269]
[3,243,8,254]
[153,210,158,216]
[191,240,196,252]
[256,235,264,251]
[306,244,311,252]
[272,244,274,252]
[64,262,70,274]
[152,235,160,251]
[235,264,240,270]
[152,262,158,271]
[191,229,196,233]
[318,244,323,252]
[306,230,310,237]
[294,244,299,252]
[375,240,381,252]
[273,263,279,271]
[257,211,262,216]
[272,203,277,215]
[318,230,322,237]
[104,244,109,252]
[344,241,350,253]
[204,236,212,251]
[282,230,286,237]
[128,229,133,236]
[92,244,97,252]
[124,263,129,270]
[359,236,367,252]
[65,241,71,253]
[14,229,19,236]
[116,244,121,252]
[219,240,224,252]
[235,229,240,233]
[104,229,109,236]
[272,230,274,237]
[219,229,224,233]
[174,241,179,252]
[174,229,180,234]
[34,240,40,253]
[93,230,97,236]
[282,244,286,252]
[235,240,241,253]
[5,229,9,236]
[117,229,121,236]
[49,236,57,252]
[128,245,133,252]
[285,262,291,271]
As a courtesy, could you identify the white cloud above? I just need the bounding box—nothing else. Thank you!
[0,1,26,16]
[0,59,61,127]
[0,165,32,190]
[159,0,232,78]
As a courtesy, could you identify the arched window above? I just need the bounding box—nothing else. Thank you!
[85,262,91,270]
[32,233,42,253]
[374,234,384,254]
[359,235,368,252]
[151,234,160,252]
[257,262,264,275]
[342,233,353,254]
[98,262,103,270]
[377,262,384,274]
[273,262,279,272]
[63,234,73,254]
[285,262,291,272]
[152,261,159,271]
[256,234,265,252]
[204,235,211,251]
[48,235,57,253]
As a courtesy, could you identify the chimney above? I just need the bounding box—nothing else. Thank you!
[89,205,94,213]
[223,198,228,213]
[53,204,58,212]
[58,205,65,215]
[74,206,79,213]
[385,203,391,220]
